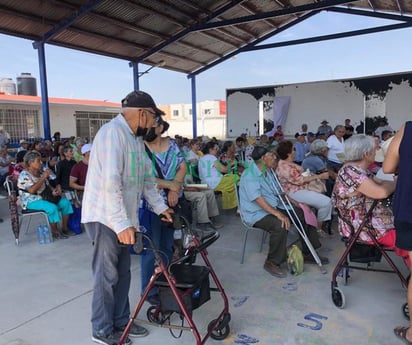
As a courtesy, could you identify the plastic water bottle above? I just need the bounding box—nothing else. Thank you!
[37,225,45,244]
[183,233,194,249]
[43,225,51,244]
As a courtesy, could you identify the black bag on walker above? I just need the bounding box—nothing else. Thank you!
[349,242,382,263]
[155,265,211,314]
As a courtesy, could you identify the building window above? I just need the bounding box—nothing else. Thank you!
[0,107,40,142]
[204,109,211,115]
[75,111,117,140]
[172,109,179,117]
[189,109,192,115]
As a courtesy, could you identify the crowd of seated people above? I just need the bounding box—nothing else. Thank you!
[0,133,91,238]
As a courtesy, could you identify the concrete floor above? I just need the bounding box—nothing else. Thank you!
[0,196,409,345]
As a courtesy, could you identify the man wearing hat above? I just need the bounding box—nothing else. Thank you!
[82,91,174,345]
[69,143,92,201]
[17,139,28,152]
[317,120,333,137]
[239,146,328,278]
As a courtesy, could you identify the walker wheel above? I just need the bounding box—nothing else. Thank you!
[208,319,230,340]
[147,306,162,324]
[403,302,409,320]
[331,287,345,309]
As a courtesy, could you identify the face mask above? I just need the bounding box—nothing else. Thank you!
[143,127,158,142]
[135,126,148,137]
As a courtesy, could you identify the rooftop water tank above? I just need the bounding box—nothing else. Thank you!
[17,73,37,96]
[0,78,17,95]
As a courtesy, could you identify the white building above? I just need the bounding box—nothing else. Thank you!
[0,94,226,143]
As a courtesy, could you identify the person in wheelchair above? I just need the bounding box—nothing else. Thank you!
[331,134,409,265]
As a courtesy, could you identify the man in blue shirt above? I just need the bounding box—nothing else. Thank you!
[293,132,309,165]
[239,146,328,278]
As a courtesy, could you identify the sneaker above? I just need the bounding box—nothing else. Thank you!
[304,254,329,265]
[263,260,287,278]
[92,332,131,345]
[115,323,149,338]
[146,294,160,306]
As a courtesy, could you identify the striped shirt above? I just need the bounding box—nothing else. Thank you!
[82,114,167,234]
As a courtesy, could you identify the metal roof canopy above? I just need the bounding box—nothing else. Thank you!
[1,0,412,138]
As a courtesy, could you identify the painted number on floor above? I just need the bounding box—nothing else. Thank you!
[297,313,328,330]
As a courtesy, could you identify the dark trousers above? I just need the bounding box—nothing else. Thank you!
[85,222,131,337]
[254,207,322,265]
[254,215,288,265]
[283,207,321,255]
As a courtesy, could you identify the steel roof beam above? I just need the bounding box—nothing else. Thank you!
[49,0,224,58]
[33,0,104,48]
[175,0,257,39]
[367,0,377,11]
[135,0,245,62]
[327,6,412,21]
[240,22,412,53]
[396,0,405,14]
[191,0,355,31]
[0,4,204,65]
[189,11,319,77]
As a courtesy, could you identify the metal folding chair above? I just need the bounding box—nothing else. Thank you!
[234,182,267,264]
[3,175,50,243]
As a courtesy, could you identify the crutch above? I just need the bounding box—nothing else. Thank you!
[268,169,327,274]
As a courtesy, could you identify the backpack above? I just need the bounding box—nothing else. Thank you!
[287,244,304,275]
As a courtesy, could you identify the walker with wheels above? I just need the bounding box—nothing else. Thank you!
[119,215,231,345]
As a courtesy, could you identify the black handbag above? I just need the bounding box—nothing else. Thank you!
[40,181,61,204]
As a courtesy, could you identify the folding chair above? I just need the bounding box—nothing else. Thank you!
[234,182,267,264]
[3,175,50,239]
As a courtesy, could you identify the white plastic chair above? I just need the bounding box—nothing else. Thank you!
[234,183,267,264]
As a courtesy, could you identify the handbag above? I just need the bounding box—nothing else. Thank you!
[40,181,61,204]
[144,144,192,224]
[307,178,327,194]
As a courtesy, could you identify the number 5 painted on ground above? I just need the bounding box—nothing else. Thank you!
[297,312,328,330]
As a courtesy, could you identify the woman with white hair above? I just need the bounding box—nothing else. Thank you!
[331,134,409,265]
[302,139,337,196]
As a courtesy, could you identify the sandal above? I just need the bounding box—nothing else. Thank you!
[394,326,412,344]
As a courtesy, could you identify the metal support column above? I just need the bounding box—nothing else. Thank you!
[190,76,197,138]
[131,61,140,91]
[36,43,51,140]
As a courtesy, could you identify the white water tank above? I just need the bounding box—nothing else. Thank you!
[0,78,17,94]
[17,73,37,96]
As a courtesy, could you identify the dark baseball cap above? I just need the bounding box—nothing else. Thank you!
[251,146,269,161]
[121,90,165,116]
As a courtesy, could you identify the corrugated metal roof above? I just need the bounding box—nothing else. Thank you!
[1,0,412,75]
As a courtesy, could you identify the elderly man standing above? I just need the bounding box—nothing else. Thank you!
[82,91,173,345]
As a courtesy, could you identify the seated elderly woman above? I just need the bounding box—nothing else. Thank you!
[275,140,333,234]
[199,141,238,210]
[302,139,337,196]
[331,134,409,265]
[17,151,73,240]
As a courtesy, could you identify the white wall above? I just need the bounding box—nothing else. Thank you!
[227,71,412,137]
